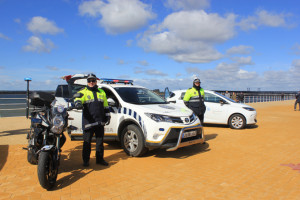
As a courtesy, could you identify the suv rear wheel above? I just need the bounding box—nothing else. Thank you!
[121,124,147,157]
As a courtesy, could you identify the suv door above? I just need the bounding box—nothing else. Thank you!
[101,87,121,140]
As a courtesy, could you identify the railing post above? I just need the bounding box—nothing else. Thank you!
[24,77,32,119]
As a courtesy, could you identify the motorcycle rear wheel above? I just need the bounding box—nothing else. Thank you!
[37,151,57,190]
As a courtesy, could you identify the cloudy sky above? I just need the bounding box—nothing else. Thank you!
[1,0,300,91]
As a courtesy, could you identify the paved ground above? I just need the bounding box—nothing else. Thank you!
[0,100,300,200]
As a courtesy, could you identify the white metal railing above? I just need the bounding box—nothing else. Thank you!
[0,97,28,117]
[242,95,295,103]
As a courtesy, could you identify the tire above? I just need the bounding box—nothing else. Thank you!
[37,151,57,190]
[27,148,37,165]
[121,124,148,157]
[229,114,246,129]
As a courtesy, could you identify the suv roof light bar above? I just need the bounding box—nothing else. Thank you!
[100,78,133,85]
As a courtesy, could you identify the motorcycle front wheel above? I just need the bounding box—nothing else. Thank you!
[37,151,57,190]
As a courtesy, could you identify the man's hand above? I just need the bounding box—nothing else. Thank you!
[75,101,83,110]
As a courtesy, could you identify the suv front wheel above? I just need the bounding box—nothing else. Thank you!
[121,124,148,157]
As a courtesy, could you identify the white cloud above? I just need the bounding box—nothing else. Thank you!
[138,60,149,66]
[164,0,210,11]
[118,59,127,65]
[226,45,254,55]
[134,67,167,76]
[79,0,155,34]
[291,43,300,55]
[23,36,55,53]
[14,18,21,23]
[27,16,64,35]
[126,39,133,47]
[139,10,235,63]
[145,69,167,76]
[238,9,291,31]
[0,33,11,40]
[231,56,255,66]
[79,0,105,17]
[256,10,287,27]
[46,66,59,71]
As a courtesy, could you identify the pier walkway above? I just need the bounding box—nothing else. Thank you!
[0,100,299,199]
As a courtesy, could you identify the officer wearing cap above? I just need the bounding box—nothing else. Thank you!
[183,78,206,124]
[74,73,111,167]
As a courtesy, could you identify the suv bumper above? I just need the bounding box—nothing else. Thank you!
[145,124,205,151]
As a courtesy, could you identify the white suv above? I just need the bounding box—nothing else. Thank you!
[165,89,257,129]
[57,74,205,157]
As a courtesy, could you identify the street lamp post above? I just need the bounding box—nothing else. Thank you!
[24,77,32,119]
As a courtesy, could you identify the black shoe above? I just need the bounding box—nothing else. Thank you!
[83,161,89,167]
[96,159,109,166]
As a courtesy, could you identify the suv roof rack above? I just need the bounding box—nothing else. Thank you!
[100,78,133,85]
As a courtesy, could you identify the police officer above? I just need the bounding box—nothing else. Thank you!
[183,78,206,124]
[75,73,111,167]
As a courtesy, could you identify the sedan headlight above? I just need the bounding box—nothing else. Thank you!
[243,107,255,111]
[145,113,173,123]
[51,115,65,134]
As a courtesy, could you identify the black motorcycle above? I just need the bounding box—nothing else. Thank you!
[26,91,81,190]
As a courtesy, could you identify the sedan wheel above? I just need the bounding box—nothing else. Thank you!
[229,114,246,129]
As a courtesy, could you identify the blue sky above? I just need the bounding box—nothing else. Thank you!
[1,0,300,91]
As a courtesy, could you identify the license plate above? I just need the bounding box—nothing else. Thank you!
[183,130,197,138]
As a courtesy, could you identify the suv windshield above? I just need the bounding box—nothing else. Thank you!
[115,87,167,104]
[69,84,85,97]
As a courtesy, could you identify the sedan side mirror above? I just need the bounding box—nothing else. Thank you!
[220,99,226,105]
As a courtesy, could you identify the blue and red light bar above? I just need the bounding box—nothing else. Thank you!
[101,78,133,84]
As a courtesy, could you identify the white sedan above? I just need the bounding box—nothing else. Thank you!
[165,89,257,129]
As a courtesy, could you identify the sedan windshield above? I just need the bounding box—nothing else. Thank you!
[114,87,167,104]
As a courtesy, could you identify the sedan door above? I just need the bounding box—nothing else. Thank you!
[204,93,229,124]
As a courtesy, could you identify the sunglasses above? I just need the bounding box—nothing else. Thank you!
[87,79,96,83]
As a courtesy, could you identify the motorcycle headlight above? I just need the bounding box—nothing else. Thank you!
[51,115,65,134]
[145,113,173,123]
[57,105,65,113]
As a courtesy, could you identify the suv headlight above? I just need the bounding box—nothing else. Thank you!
[145,113,173,123]
[243,107,255,111]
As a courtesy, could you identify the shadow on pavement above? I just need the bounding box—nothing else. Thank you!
[145,141,210,159]
[204,124,258,129]
[54,143,128,190]
[0,128,29,137]
[0,145,9,171]
[205,133,218,141]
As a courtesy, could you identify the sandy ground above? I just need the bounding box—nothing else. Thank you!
[0,100,299,199]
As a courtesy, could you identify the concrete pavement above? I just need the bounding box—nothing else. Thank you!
[0,100,300,200]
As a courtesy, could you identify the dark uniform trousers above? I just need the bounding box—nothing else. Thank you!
[82,125,104,163]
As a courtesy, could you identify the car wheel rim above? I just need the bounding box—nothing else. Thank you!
[231,116,243,128]
[124,130,138,152]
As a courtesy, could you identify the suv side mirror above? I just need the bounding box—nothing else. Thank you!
[107,98,116,107]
